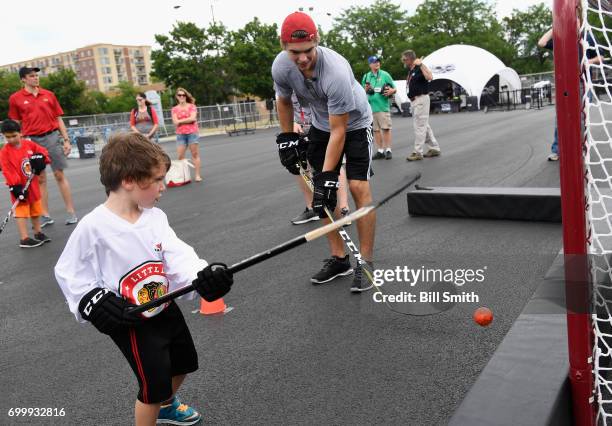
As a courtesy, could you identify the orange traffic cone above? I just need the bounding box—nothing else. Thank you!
[199,297,227,315]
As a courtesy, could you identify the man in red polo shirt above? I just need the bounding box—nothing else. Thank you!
[9,67,77,226]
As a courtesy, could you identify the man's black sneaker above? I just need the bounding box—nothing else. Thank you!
[385,150,393,160]
[311,255,353,284]
[291,207,320,225]
[372,151,385,160]
[19,237,44,248]
[34,232,51,243]
[351,261,374,293]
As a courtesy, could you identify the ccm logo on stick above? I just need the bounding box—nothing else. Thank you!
[278,140,299,149]
[324,181,340,188]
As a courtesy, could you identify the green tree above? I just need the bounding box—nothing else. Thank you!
[226,18,279,99]
[159,90,174,111]
[152,21,234,105]
[105,81,139,113]
[503,3,553,73]
[407,0,516,66]
[324,0,413,80]
[86,90,110,114]
[40,69,102,115]
[0,71,22,120]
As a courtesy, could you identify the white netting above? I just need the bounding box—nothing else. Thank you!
[582,1,612,423]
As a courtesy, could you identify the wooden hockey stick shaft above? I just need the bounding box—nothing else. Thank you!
[129,172,421,315]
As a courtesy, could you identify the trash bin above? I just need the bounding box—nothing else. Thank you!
[401,102,412,117]
[76,136,95,159]
[466,96,479,111]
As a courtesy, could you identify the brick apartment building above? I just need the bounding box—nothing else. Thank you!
[0,43,153,93]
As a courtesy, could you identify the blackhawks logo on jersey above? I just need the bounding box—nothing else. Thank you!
[21,158,33,178]
[137,281,166,305]
[119,261,169,318]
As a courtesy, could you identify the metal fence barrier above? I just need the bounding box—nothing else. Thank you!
[480,87,554,112]
[62,100,279,153]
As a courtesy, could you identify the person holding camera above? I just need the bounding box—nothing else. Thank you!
[403,50,440,161]
[362,56,396,160]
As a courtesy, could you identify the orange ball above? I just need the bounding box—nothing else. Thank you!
[473,307,493,326]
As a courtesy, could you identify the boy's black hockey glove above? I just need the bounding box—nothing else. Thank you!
[192,263,234,302]
[78,288,143,335]
[9,184,26,200]
[29,154,47,175]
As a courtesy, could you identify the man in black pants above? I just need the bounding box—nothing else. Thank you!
[272,11,375,292]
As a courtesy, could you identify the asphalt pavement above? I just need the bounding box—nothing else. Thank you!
[1,105,563,425]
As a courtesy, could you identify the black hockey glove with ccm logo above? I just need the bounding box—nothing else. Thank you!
[312,171,340,218]
[276,132,308,175]
[29,154,47,175]
[78,288,144,335]
[192,263,234,302]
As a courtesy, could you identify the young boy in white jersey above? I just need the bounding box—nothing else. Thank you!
[55,133,233,426]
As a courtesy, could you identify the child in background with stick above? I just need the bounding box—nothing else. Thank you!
[0,119,50,248]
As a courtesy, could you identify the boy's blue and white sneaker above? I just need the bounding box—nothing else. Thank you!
[40,215,54,228]
[157,396,202,425]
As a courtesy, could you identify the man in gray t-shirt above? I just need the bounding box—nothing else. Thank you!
[272,11,375,293]
[274,48,372,132]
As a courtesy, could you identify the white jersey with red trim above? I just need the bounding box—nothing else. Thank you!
[55,205,208,322]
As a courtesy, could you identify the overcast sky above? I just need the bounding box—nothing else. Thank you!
[1,0,552,65]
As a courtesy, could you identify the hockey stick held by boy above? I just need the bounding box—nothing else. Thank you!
[128,171,420,315]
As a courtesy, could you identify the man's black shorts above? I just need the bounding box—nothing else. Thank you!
[307,125,373,181]
[109,301,198,403]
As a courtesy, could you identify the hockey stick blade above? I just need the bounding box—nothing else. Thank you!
[129,173,421,315]
[0,173,35,235]
[301,168,451,316]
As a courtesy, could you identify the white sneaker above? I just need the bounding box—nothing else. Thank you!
[65,213,78,225]
[547,153,559,162]
[40,216,54,228]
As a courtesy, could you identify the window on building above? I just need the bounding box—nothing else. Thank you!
[103,76,113,84]
[100,57,110,65]
[98,47,109,55]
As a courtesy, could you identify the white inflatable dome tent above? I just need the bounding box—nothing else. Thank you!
[419,44,521,108]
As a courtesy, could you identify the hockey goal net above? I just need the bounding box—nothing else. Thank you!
[555,0,612,424]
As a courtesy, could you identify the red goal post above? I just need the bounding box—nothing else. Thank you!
[554,0,611,424]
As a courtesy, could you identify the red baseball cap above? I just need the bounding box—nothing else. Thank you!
[280,12,317,43]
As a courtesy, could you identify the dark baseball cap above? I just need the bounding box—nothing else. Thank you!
[19,67,40,78]
[368,56,381,64]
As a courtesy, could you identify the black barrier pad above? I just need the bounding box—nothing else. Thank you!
[407,187,561,222]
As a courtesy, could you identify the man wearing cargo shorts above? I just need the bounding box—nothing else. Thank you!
[272,11,375,293]
[362,55,396,160]
[402,50,441,161]
[9,67,78,226]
